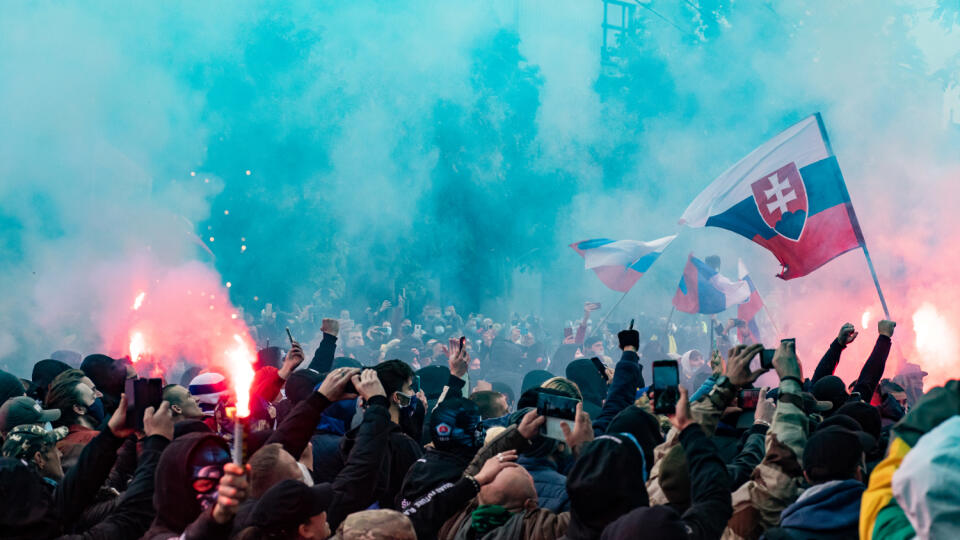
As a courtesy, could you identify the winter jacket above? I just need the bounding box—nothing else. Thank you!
[57,434,169,540]
[811,335,891,401]
[722,378,808,540]
[601,425,732,540]
[400,448,472,511]
[518,456,569,513]
[860,381,960,540]
[761,479,863,540]
[440,500,570,540]
[311,399,357,483]
[336,415,423,511]
[591,350,644,436]
[403,425,535,539]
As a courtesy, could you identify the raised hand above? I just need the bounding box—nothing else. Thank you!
[279,341,305,379]
[878,320,896,338]
[669,386,694,432]
[212,463,249,524]
[724,344,767,387]
[560,401,594,451]
[754,387,775,426]
[838,323,859,346]
[517,409,546,440]
[474,450,518,486]
[143,401,175,441]
[617,328,640,352]
[321,318,340,337]
[350,369,386,401]
[318,367,361,401]
[448,338,469,378]
[772,339,802,381]
[108,394,135,438]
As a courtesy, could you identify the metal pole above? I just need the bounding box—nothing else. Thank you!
[862,245,891,319]
[587,289,631,339]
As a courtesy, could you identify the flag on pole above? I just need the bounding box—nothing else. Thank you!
[680,114,864,279]
[672,254,751,314]
[736,259,770,345]
[570,235,676,292]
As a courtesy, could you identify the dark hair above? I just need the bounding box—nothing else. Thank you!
[234,525,295,540]
[470,391,507,419]
[44,369,88,426]
[374,359,415,396]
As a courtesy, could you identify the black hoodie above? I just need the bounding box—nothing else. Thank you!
[142,433,231,540]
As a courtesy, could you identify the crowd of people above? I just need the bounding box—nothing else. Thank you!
[0,295,955,540]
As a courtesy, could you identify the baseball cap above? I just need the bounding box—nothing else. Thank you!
[247,480,333,531]
[0,397,61,433]
[803,425,870,482]
[1,424,69,460]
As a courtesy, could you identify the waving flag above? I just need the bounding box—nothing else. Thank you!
[570,235,676,292]
[672,254,751,314]
[736,259,772,345]
[680,114,864,279]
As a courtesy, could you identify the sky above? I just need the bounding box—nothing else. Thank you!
[1,0,959,385]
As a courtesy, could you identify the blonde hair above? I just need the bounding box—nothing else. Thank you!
[540,377,582,401]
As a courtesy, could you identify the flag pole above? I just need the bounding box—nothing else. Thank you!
[815,112,891,320]
[587,289,631,339]
[663,306,676,339]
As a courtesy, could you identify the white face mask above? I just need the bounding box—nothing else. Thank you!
[43,422,54,432]
[298,462,314,486]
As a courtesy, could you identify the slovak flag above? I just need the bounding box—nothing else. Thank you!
[570,235,676,292]
[680,114,864,279]
[672,254,751,314]
[736,259,770,345]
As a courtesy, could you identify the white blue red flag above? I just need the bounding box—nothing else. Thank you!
[736,259,771,345]
[680,114,864,279]
[570,235,676,292]
[672,254,751,314]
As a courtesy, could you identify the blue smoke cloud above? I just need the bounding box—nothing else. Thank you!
[1,1,959,371]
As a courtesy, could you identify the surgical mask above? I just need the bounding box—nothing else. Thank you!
[298,462,314,486]
[87,397,105,425]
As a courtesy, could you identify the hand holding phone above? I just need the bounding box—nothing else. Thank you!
[537,391,579,441]
[653,360,680,414]
[125,378,163,430]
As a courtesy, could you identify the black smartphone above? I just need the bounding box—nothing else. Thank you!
[760,349,776,370]
[125,378,163,430]
[653,360,680,415]
[590,357,610,383]
[536,391,579,441]
[412,375,421,394]
[738,388,760,410]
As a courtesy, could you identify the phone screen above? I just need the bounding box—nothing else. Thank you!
[537,391,579,441]
[653,360,680,414]
[738,388,760,409]
[125,378,163,430]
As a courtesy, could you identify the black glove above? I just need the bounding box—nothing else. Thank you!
[617,329,640,351]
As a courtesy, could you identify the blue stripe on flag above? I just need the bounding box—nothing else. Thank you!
[628,252,662,273]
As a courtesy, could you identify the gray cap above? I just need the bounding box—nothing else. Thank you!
[0,397,61,433]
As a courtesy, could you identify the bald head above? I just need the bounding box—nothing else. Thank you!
[478,466,538,512]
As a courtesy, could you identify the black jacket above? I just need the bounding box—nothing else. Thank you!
[339,418,423,510]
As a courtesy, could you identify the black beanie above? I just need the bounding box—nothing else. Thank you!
[812,375,848,415]
[606,406,664,476]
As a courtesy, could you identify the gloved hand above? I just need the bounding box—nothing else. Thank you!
[617,329,640,352]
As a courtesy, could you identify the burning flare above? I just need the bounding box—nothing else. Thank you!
[861,310,871,330]
[227,334,255,418]
[129,331,146,363]
[132,291,146,311]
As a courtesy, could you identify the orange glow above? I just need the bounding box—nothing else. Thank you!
[132,291,146,311]
[912,303,958,390]
[129,331,146,363]
[227,334,255,418]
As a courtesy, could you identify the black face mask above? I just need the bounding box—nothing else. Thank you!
[189,442,230,511]
[87,397,106,424]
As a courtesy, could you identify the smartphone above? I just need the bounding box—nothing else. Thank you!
[652,360,680,415]
[412,375,421,394]
[738,388,760,410]
[590,357,610,383]
[414,324,422,334]
[125,378,163,430]
[760,349,776,370]
[537,391,579,441]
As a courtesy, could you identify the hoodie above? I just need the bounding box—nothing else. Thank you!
[565,359,606,419]
[763,479,864,540]
[142,433,231,540]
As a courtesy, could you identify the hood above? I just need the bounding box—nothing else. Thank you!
[521,369,553,393]
[679,350,703,376]
[565,359,606,406]
[399,448,469,509]
[600,505,687,540]
[893,415,960,540]
[779,479,863,531]
[151,432,229,534]
[606,406,663,476]
[566,434,648,533]
[316,399,357,436]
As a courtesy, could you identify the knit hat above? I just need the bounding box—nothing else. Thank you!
[606,405,664,476]
[188,372,230,415]
[521,370,553,393]
[803,425,869,482]
[834,400,882,441]
[812,375,848,414]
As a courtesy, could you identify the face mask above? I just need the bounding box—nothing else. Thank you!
[190,443,230,511]
[87,397,105,424]
[383,326,392,336]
